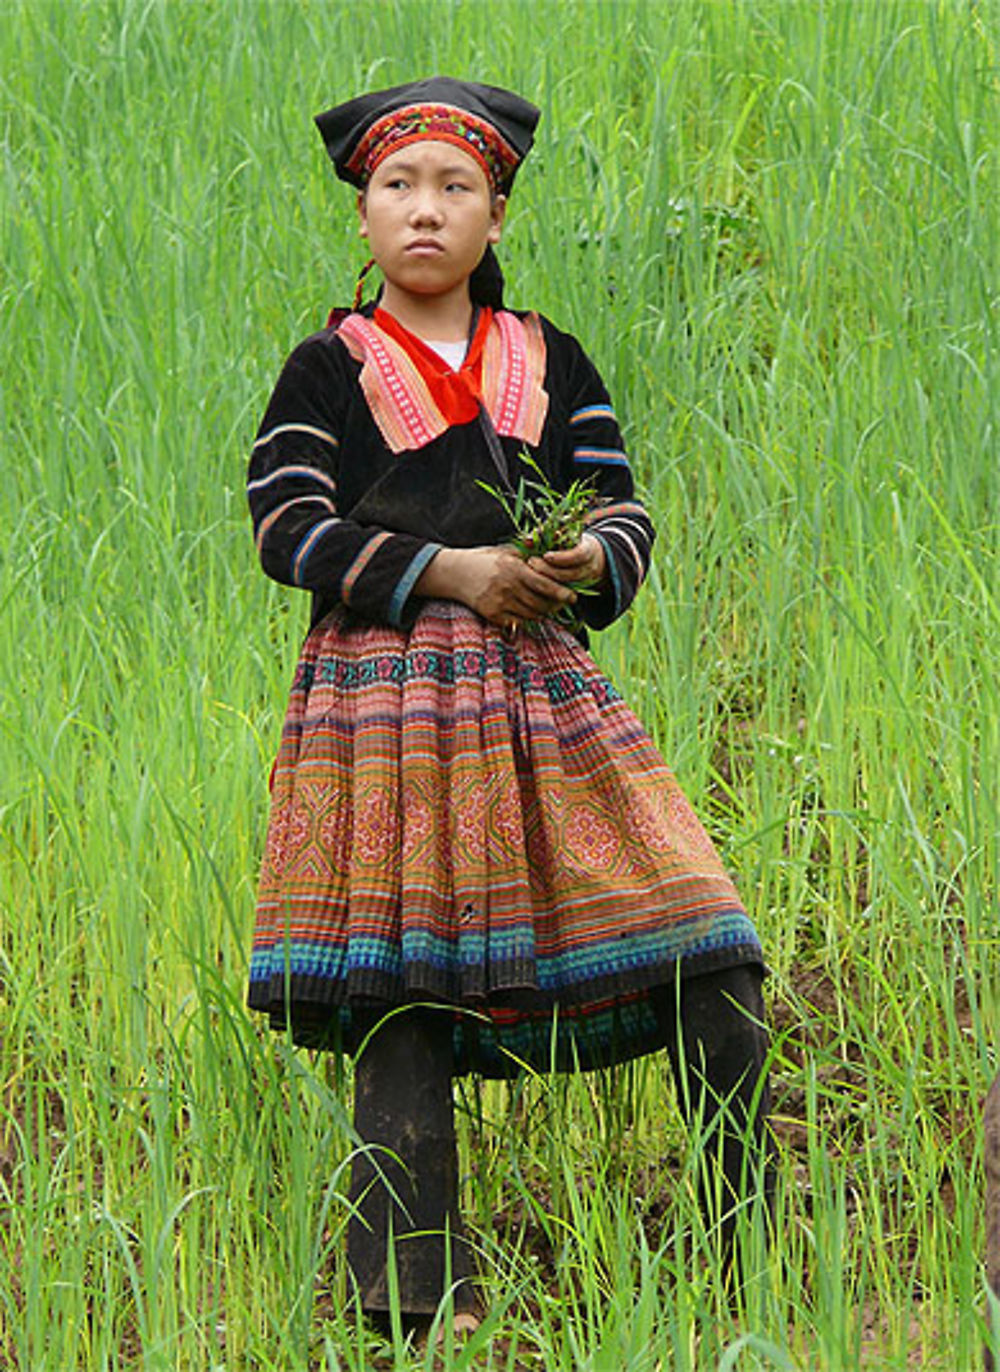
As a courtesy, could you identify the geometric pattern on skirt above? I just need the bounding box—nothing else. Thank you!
[248,600,763,1076]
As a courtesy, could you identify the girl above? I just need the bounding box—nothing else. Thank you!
[246,76,770,1337]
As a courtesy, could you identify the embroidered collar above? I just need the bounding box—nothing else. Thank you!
[336,308,548,453]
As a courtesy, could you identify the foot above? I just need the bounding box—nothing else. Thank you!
[422,1310,483,1348]
[445,1311,481,1341]
[367,1308,482,1346]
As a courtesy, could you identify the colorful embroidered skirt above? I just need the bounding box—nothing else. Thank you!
[248,601,762,1076]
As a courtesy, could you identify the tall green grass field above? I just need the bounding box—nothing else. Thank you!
[1,1,997,1367]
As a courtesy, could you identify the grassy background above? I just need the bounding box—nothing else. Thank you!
[1,0,997,1367]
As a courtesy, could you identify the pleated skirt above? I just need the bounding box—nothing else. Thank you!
[248,600,762,1076]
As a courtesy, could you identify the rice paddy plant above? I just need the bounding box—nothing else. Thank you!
[1,0,997,1365]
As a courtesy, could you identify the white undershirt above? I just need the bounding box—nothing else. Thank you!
[424,339,468,371]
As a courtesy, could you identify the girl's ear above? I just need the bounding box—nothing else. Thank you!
[357,190,368,238]
[488,194,507,246]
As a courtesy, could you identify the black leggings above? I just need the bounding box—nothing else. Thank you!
[346,963,770,1316]
[347,1007,475,1316]
[650,963,773,1267]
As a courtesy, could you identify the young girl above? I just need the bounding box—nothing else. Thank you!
[247,76,770,1336]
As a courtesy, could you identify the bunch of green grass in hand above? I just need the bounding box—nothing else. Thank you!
[478,454,598,628]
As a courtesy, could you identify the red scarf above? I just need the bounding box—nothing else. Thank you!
[373,306,493,427]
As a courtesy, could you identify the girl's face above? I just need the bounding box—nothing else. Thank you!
[358,140,506,309]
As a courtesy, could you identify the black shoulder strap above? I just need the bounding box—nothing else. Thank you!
[477,403,515,495]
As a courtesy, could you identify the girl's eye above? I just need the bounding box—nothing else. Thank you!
[445,182,470,193]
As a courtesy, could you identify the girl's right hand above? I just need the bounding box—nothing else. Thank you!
[414,545,577,629]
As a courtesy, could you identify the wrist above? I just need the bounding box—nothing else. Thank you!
[414,545,480,602]
[582,532,607,585]
[414,546,457,599]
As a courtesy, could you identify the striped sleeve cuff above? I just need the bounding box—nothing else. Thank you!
[387,543,443,627]
[590,531,623,618]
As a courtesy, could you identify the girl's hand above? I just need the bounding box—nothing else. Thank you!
[528,533,606,588]
[415,545,578,628]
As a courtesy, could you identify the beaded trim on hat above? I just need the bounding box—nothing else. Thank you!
[347,102,519,192]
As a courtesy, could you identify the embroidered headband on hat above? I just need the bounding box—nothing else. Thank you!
[314,76,540,195]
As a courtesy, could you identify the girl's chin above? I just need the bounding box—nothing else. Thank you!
[382,274,471,304]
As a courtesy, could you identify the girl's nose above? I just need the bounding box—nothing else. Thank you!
[409,191,444,226]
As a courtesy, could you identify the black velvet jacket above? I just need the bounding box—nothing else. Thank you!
[248,309,654,633]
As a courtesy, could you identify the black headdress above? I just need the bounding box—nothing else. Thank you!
[315,77,540,308]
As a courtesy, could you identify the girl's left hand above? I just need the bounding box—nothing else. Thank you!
[527,533,606,588]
